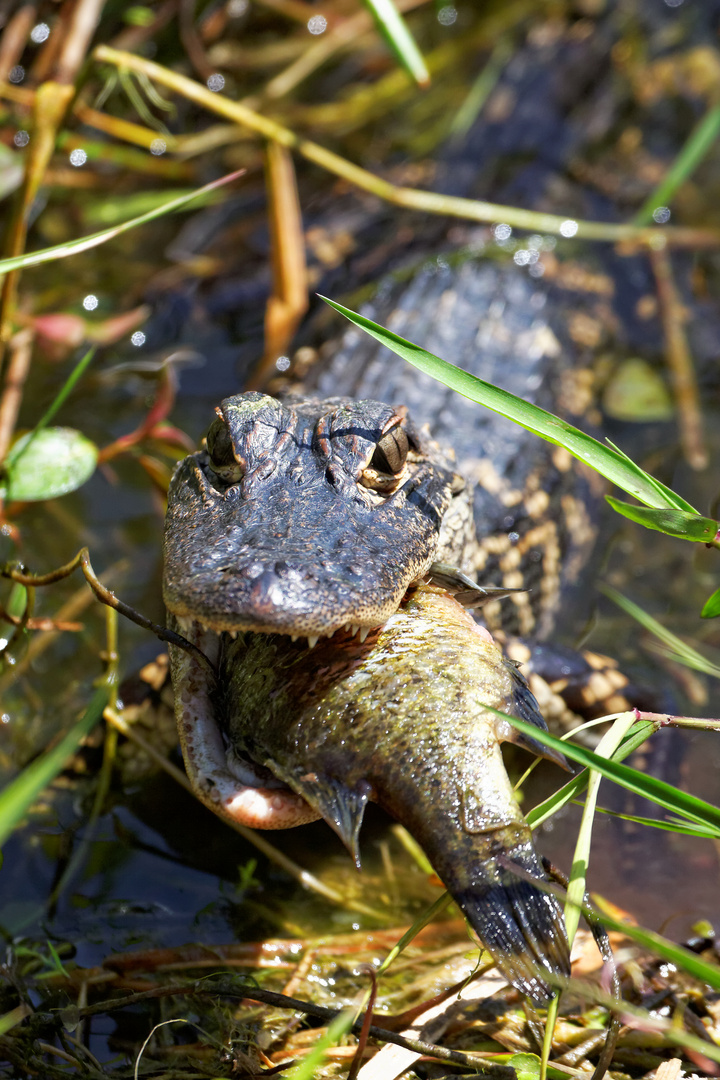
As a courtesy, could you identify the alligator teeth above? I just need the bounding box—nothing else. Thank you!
[307,636,319,649]
[291,635,299,642]
[350,624,360,636]
[344,623,351,633]
[358,627,371,643]
[228,630,238,640]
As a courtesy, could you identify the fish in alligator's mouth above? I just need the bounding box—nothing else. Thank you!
[162,392,571,1003]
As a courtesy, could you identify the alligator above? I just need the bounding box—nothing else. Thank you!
[162,362,586,1002]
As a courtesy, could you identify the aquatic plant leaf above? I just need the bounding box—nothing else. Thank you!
[506,1053,569,1080]
[319,296,698,514]
[3,428,98,500]
[701,586,720,619]
[605,497,718,541]
[0,170,244,274]
[0,687,108,848]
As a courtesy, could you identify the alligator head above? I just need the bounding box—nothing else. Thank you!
[162,391,469,829]
[163,392,464,639]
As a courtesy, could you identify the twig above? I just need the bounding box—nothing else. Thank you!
[248,141,308,388]
[92,45,720,249]
[0,327,33,464]
[650,246,707,470]
[179,0,214,83]
[0,0,105,392]
[0,559,127,698]
[0,6,38,82]
[53,0,106,87]
[75,980,515,1075]
[0,547,216,679]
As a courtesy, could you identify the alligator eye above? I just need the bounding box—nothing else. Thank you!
[206,418,243,483]
[361,424,409,492]
[372,424,409,475]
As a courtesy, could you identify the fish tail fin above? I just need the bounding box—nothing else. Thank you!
[433,826,570,1003]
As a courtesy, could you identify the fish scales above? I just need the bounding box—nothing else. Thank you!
[219,583,570,1003]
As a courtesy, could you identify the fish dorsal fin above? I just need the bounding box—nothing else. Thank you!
[503,662,571,771]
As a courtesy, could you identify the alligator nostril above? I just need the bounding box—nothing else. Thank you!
[274,560,289,577]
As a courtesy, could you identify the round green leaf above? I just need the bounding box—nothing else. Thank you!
[3,427,98,501]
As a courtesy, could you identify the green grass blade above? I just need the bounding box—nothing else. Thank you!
[527,719,659,828]
[3,347,96,472]
[502,713,720,835]
[0,685,110,848]
[589,804,719,838]
[0,171,244,274]
[588,901,720,992]
[605,497,718,540]
[601,584,720,679]
[362,0,430,87]
[0,1005,32,1036]
[634,102,720,226]
[319,296,699,514]
[286,1008,357,1080]
[603,441,696,512]
[564,713,637,946]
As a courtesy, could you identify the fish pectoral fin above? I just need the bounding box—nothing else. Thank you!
[505,663,573,771]
[426,562,526,608]
[287,772,371,870]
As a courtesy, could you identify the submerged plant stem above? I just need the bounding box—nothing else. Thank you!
[92,45,720,248]
[650,246,707,470]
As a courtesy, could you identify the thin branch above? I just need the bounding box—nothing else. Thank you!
[92,45,720,249]
[650,246,707,470]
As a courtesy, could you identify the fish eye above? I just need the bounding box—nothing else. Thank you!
[371,424,409,475]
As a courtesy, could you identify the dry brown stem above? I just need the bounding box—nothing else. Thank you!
[650,247,708,470]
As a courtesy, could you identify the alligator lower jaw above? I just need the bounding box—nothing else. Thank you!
[167,615,381,830]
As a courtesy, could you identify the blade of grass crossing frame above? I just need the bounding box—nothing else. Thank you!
[0,684,110,848]
[504,712,720,835]
[319,297,700,516]
[0,171,245,275]
[527,719,659,829]
[564,712,637,946]
[634,102,720,226]
[601,584,720,678]
[362,0,430,87]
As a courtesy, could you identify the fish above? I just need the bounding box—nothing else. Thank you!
[217,581,571,1003]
